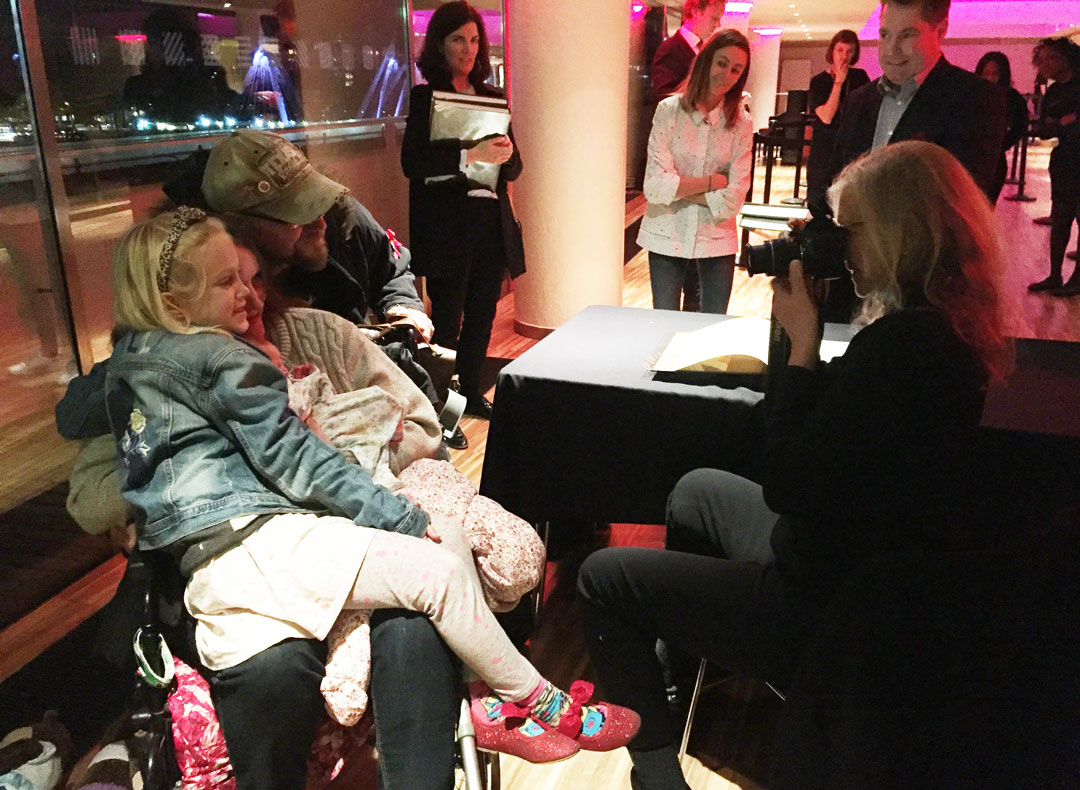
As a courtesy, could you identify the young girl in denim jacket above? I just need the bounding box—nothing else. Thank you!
[105,207,639,762]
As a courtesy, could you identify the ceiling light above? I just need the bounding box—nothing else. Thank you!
[793,12,800,16]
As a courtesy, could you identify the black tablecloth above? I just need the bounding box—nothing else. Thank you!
[480,306,778,525]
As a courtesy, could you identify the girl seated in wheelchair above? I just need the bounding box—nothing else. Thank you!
[105,207,640,763]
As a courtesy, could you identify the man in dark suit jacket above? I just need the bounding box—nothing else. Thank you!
[651,0,726,100]
[812,0,1006,321]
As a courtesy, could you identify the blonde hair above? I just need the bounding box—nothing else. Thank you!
[112,211,230,336]
[827,141,1012,379]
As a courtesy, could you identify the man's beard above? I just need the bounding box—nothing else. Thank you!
[292,238,330,271]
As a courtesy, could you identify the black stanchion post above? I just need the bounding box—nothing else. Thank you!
[789,115,809,202]
[1006,121,1036,202]
[763,138,775,203]
[1005,136,1021,185]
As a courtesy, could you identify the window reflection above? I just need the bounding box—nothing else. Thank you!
[0,0,77,510]
[36,0,411,139]
[28,0,414,365]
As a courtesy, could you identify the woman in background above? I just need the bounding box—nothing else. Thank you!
[1028,37,1080,296]
[975,51,1031,203]
[808,29,870,127]
[401,1,524,420]
[638,30,754,314]
[805,30,870,201]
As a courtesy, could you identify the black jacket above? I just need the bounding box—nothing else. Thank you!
[281,196,425,323]
[765,309,989,592]
[401,83,525,280]
[814,56,1007,208]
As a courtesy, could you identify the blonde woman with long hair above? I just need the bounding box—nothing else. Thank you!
[580,141,1011,790]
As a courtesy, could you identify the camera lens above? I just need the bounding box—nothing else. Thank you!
[739,235,801,278]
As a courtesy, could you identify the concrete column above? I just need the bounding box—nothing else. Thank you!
[746,29,782,132]
[506,0,629,337]
[721,3,751,36]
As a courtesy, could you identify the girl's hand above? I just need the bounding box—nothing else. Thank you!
[425,512,455,543]
[426,519,441,542]
[833,62,849,85]
[771,260,821,369]
[466,135,514,165]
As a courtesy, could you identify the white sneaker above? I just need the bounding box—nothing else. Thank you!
[56,362,78,386]
[7,352,61,377]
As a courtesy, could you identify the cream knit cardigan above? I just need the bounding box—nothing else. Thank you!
[265,307,443,474]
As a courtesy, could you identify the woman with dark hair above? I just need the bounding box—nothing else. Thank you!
[806,30,870,202]
[808,29,870,126]
[638,29,753,313]
[975,51,1031,202]
[401,0,524,419]
[580,141,1012,789]
[1029,37,1080,296]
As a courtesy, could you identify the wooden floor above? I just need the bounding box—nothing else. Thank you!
[2,140,1078,789]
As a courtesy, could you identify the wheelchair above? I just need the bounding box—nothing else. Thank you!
[119,547,501,790]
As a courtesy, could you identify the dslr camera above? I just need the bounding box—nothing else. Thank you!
[739,211,849,280]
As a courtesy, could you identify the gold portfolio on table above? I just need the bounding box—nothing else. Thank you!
[651,317,849,374]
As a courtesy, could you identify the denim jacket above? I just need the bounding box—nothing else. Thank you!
[105,329,428,550]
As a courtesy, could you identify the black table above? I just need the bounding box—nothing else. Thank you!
[479,306,855,526]
[480,305,1080,528]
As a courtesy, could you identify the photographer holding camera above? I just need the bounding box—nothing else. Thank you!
[577,141,1012,790]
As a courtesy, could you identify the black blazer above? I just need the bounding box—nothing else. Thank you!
[651,33,696,100]
[401,83,525,280]
[816,56,1007,208]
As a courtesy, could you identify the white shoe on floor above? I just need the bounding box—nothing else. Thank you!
[7,352,62,377]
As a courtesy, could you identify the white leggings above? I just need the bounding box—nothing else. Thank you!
[348,519,541,701]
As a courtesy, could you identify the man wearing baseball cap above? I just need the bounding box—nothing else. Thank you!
[166,129,434,342]
[164,131,466,451]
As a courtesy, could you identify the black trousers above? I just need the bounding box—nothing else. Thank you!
[427,198,507,400]
[577,470,818,789]
[1047,150,1080,283]
[210,610,459,790]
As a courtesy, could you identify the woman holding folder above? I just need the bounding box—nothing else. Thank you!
[638,29,754,314]
[402,0,524,420]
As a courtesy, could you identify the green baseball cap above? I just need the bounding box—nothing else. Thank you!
[201,130,348,225]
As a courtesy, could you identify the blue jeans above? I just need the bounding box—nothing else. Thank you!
[648,252,735,314]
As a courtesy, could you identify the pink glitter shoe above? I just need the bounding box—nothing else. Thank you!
[469,683,580,764]
[504,680,642,752]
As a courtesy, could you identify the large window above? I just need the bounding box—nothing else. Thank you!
[37,0,411,138]
[0,0,77,513]
[23,0,414,370]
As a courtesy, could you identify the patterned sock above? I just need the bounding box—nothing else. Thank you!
[472,684,548,738]
[527,681,606,738]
